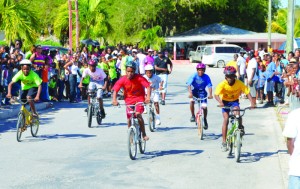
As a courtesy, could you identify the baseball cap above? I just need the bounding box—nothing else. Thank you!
[148,49,153,52]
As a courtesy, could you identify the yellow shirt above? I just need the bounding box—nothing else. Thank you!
[226,60,237,71]
[214,79,250,101]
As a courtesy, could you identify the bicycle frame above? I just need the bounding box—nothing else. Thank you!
[21,105,33,126]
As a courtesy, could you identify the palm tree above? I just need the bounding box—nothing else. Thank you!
[139,26,166,50]
[0,0,39,47]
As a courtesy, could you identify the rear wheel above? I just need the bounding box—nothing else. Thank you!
[197,114,203,140]
[148,108,156,132]
[234,130,242,162]
[128,128,137,160]
[228,138,233,156]
[96,109,102,125]
[16,113,24,142]
[217,60,225,68]
[138,129,146,154]
[87,105,93,128]
[30,115,39,137]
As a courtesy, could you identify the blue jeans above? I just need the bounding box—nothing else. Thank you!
[41,82,50,101]
[76,82,81,100]
[69,74,77,102]
[57,79,65,101]
[289,175,300,189]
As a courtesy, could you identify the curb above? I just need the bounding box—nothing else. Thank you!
[0,102,52,120]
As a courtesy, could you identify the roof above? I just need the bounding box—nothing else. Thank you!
[175,23,256,36]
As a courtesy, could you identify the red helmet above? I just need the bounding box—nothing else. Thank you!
[196,62,206,70]
[88,59,97,66]
[223,66,236,75]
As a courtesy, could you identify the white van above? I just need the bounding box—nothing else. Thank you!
[201,44,241,67]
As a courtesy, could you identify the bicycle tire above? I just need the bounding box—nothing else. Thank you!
[148,108,155,132]
[234,130,242,162]
[197,114,203,140]
[96,110,102,125]
[128,128,137,160]
[16,113,24,142]
[30,115,39,137]
[87,105,93,128]
[227,138,233,156]
[138,128,146,154]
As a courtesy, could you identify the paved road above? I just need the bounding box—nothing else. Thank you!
[0,64,289,189]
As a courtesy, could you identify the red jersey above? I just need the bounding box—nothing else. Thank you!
[113,74,150,104]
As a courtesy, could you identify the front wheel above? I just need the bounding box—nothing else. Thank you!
[234,130,242,162]
[30,115,39,137]
[148,108,156,132]
[197,114,204,140]
[128,128,137,160]
[16,113,25,142]
[87,105,93,128]
[138,128,146,154]
[217,60,225,68]
[96,110,102,125]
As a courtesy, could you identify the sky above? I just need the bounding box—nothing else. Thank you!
[280,0,300,8]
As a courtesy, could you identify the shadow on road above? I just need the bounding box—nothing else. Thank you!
[36,133,97,140]
[141,149,204,160]
[92,122,127,128]
[203,133,222,140]
[231,150,288,163]
[157,126,195,132]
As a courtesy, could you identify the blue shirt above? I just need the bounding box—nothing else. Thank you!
[186,73,212,96]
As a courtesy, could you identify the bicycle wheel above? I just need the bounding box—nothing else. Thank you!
[138,129,146,154]
[148,108,156,132]
[234,130,242,162]
[227,138,233,156]
[197,114,203,140]
[96,110,102,125]
[128,128,137,160]
[16,113,24,142]
[87,105,93,128]
[30,115,39,137]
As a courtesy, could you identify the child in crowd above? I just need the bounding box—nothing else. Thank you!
[256,64,267,104]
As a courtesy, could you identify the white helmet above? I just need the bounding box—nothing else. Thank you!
[145,65,154,71]
[20,59,32,65]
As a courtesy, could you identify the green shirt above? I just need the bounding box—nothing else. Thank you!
[80,67,90,84]
[12,70,42,90]
[108,60,117,80]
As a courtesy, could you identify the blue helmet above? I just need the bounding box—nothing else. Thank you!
[125,61,136,70]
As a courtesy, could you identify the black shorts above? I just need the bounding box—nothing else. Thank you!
[20,87,38,102]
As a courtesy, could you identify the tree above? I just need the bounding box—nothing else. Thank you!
[0,0,39,47]
[139,26,165,50]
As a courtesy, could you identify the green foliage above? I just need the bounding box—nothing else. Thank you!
[139,26,166,50]
[0,40,7,46]
[36,40,61,46]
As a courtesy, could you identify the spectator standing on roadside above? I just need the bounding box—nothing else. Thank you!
[246,51,258,106]
[237,50,246,83]
[283,108,300,189]
[136,49,146,75]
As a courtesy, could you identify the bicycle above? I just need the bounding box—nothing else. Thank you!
[87,88,103,128]
[193,96,208,140]
[15,99,40,142]
[147,90,160,132]
[127,102,146,160]
[223,106,251,162]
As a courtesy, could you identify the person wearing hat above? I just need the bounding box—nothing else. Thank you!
[237,49,246,83]
[6,59,42,117]
[154,50,173,105]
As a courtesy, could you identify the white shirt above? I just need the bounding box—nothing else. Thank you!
[246,58,258,81]
[237,55,246,75]
[143,74,161,90]
[136,53,146,75]
[283,108,300,176]
[69,64,79,75]
[82,67,107,82]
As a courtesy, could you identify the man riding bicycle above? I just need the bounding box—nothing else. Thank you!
[6,59,42,117]
[143,64,164,125]
[112,61,151,141]
[186,63,213,129]
[78,59,107,118]
[214,66,255,151]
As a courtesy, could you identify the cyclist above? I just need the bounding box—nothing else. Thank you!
[214,66,255,151]
[6,59,42,117]
[78,59,107,118]
[186,63,213,129]
[143,64,164,125]
[112,61,151,141]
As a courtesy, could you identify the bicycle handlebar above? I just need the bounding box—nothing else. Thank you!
[193,96,208,101]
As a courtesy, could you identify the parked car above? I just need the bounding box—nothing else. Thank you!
[201,44,241,67]
[188,45,206,63]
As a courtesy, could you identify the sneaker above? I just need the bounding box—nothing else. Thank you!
[239,125,245,136]
[221,142,228,152]
[190,115,195,122]
[100,109,106,118]
[155,118,161,125]
[161,100,165,105]
[143,108,147,114]
[203,118,208,130]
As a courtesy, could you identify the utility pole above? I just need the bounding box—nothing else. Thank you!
[286,0,295,53]
[268,0,272,49]
[68,0,73,53]
[75,0,79,50]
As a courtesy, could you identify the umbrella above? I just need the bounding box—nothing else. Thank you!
[81,39,100,46]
